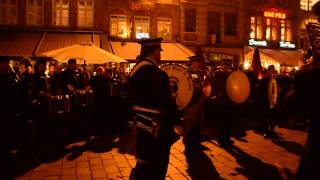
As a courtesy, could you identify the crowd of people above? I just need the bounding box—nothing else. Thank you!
[0,56,131,177]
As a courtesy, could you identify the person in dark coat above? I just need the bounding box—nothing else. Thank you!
[89,66,112,135]
[48,61,64,95]
[129,38,180,180]
[213,60,234,147]
[259,65,278,138]
[0,56,17,178]
[295,4,320,177]
[62,59,81,93]
[183,55,205,151]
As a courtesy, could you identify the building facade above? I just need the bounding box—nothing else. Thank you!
[0,0,302,69]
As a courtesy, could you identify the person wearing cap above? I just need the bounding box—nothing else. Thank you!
[182,55,205,151]
[0,56,18,178]
[294,3,320,179]
[129,38,180,179]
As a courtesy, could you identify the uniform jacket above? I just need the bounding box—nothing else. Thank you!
[129,58,179,127]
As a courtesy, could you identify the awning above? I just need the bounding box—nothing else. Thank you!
[0,30,43,56]
[246,47,303,66]
[110,41,195,62]
[0,30,103,57]
[259,49,303,66]
[36,32,101,55]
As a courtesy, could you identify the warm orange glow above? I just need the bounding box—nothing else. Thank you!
[264,11,286,19]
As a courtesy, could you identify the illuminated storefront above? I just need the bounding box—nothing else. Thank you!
[245,8,301,73]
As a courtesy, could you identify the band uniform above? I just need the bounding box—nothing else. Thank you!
[129,38,180,179]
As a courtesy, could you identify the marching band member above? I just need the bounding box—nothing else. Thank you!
[183,55,205,151]
[260,65,278,138]
[129,38,180,180]
[213,59,234,147]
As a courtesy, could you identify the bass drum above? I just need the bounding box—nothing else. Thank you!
[268,76,278,108]
[160,64,202,110]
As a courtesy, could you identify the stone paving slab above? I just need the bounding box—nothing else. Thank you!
[14,127,307,180]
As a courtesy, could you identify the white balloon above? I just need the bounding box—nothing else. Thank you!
[226,71,251,103]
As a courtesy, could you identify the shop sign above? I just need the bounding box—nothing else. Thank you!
[264,11,286,19]
[248,39,267,47]
[203,52,235,62]
[136,32,150,39]
[279,41,296,48]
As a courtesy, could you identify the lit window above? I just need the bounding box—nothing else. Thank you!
[27,0,44,25]
[250,17,255,38]
[157,17,172,40]
[0,0,17,24]
[300,0,316,11]
[250,16,263,39]
[257,17,262,39]
[53,0,69,26]
[78,0,94,27]
[266,19,271,40]
[280,20,285,41]
[134,16,150,39]
[265,18,278,40]
[271,19,277,41]
[286,20,291,41]
[110,15,127,38]
[280,20,292,42]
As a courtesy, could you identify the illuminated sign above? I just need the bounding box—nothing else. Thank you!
[279,41,296,48]
[264,11,286,19]
[136,32,150,39]
[249,39,267,47]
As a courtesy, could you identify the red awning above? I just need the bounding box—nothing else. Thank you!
[0,30,103,57]
[0,30,43,56]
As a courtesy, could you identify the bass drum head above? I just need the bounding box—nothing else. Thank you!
[160,64,193,110]
[226,71,251,104]
[268,77,278,108]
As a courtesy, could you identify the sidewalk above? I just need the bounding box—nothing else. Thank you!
[13,125,307,180]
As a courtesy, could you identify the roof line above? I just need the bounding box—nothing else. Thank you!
[0,28,103,34]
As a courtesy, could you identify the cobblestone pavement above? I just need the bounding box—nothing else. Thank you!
[14,126,307,180]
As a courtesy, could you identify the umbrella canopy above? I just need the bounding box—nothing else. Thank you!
[41,42,127,64]
[251,47,263,79]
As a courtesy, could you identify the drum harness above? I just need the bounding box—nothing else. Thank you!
[129,58,163,140]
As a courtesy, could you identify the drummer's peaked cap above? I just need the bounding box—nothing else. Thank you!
[313,1,320,17]
[139,38,163,49]
[188,55,202,62]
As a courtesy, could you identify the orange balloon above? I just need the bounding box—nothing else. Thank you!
[226,71,250,103]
